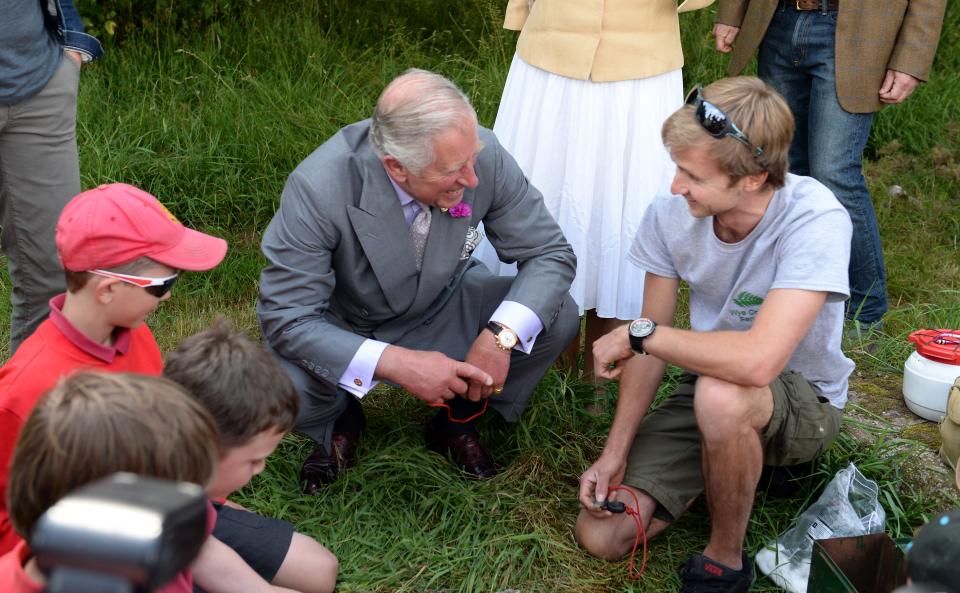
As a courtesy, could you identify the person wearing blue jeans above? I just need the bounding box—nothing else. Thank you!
[713,0,946,328]
[0,0,103,353]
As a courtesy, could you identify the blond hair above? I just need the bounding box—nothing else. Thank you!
[7,372,219,539]
[663,76,794,189]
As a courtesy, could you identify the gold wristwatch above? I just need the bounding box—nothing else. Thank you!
[486,321,518,351]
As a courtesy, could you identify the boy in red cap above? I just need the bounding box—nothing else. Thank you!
[0,182,227,555]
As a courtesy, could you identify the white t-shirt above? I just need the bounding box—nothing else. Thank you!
[628,174,855,408]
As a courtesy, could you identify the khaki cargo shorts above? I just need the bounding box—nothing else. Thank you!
[622,370,842,522]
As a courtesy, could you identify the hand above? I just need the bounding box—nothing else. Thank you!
[712,23,740,53]
[879,69,920,104]
[463,329,511,401]
[376,346,493,405]
[593,324,633,380]
[579,454,627,517]
[65,50,83,68]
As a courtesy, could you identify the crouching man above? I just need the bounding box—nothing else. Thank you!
[577,76,855,593]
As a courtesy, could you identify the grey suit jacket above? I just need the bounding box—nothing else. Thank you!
[257,120,576,384]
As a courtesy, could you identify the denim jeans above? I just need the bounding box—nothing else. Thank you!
[758,6,888,325]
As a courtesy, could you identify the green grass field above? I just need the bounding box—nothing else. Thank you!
[5,1,960,590]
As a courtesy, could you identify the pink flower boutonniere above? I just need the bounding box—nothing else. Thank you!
[444,203,472,218]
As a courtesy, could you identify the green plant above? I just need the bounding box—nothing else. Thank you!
[74,0,262,40]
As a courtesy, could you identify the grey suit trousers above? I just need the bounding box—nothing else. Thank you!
[0,56,80,353]
[274,263,580,452]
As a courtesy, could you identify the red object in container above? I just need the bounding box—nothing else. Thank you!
[909,329,960,365]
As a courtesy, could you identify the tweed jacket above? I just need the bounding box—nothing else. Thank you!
[717,0,946,113]
[257,121,576,384]
[504,0,715,82]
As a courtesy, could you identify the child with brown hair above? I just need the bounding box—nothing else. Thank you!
[0,372,217,592]
[0,371,303,593]
[165,319,339,593]
[0,183,228,555]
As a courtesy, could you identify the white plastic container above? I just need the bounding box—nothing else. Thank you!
[903,329,960,422]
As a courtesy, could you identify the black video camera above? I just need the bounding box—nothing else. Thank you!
[31,473,208,593]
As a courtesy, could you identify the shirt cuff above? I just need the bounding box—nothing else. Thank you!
[338,339,389,398]
[490,301,543,354]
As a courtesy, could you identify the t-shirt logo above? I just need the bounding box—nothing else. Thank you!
[733,291,764,307]
[730,291,764,323]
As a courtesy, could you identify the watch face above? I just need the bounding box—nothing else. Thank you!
[499,329,518,349]
[629,318,655,338]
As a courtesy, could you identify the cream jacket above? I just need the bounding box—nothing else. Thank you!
[504,0,715,82]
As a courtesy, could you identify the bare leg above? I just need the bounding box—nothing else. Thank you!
[557,312,628,382]
[694,376,774,569]
[575,484,665,559]
[582,314,627,414]
[272,532,339,593]
[557,316,584,375]
[583,312,627,380]
[576,485,698,559]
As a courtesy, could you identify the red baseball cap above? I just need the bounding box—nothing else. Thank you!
[56,183,228,272]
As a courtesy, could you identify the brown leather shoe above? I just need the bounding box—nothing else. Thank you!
[425,428,498,479]
[300,432,360,493]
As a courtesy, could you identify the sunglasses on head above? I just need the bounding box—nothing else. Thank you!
[90,269,180,297]
[685,84,766,163]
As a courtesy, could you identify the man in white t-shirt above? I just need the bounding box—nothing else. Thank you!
[576,76,854,593]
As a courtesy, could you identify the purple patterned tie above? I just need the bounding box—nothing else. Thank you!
[410,205,431,272]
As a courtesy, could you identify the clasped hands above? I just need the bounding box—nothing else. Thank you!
[376,329,510,405]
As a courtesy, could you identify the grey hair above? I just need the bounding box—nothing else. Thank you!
[369,69,477,174]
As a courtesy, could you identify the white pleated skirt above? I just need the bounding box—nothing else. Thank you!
[475,54,682,319]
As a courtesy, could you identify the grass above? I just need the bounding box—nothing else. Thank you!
[2,0,960,590]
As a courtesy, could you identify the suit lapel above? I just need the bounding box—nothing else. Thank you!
[346,150,419,316]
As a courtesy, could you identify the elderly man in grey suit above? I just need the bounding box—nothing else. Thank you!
[258,69,579,492]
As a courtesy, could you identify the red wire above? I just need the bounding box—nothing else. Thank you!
[609,485,648,580]
[427,397,489,424]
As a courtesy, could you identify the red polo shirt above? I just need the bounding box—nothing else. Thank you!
[0,294,163,555]
[0,541,41,593]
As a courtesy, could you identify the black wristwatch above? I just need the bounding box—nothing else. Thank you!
[628,318,656,355]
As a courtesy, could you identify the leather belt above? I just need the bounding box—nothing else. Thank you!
[789,0,839,10]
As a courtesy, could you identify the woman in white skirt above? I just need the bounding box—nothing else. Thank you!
[475,0,714,380]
